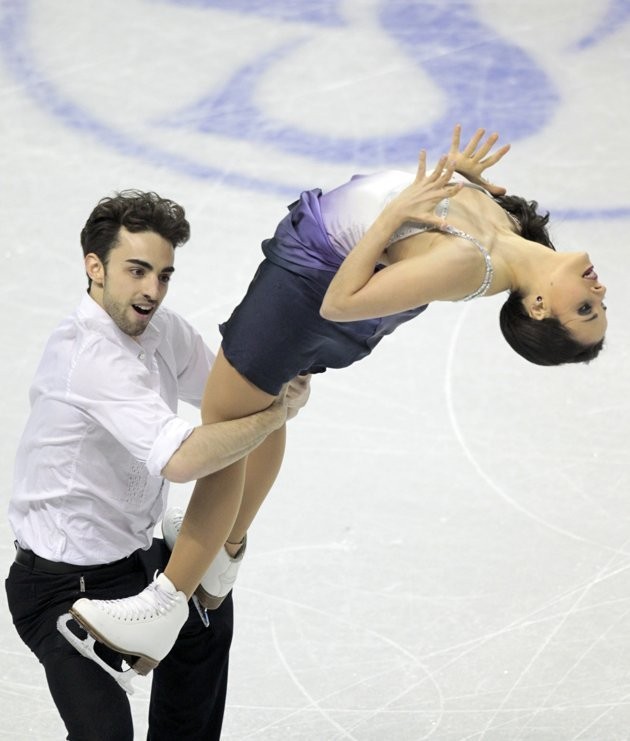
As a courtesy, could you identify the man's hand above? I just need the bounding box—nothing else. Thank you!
[447,124,510,196]
[285,374,311,420]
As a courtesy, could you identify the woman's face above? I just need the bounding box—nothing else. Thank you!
[545,252,607,345]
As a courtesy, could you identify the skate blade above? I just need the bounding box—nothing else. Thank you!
[56,613,139,695]
[67,607,160,676]
[192,595,210,628]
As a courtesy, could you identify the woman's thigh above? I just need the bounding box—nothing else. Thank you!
[201,347,277,422]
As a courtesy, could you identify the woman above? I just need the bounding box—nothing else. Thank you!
[68,126,607,673]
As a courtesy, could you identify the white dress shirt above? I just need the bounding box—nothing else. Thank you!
[9,293,214,565]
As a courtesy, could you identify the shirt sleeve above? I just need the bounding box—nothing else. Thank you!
[167,312,215,408]
[66,335,194,475]
[146,417,194,476]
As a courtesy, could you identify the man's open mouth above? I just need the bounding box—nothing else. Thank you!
[133,304,153,316]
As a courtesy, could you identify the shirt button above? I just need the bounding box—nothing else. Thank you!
[138,351,145,360]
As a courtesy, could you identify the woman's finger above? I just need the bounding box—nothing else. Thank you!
[414,149,428,182]
[463,128,485,156]
[479,143,511,167]
[449,123,462,156]
[474,132,500,159]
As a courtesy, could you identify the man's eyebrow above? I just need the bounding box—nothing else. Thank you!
[125,259,175,274]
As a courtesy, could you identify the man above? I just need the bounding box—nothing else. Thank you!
[5,190,306,740]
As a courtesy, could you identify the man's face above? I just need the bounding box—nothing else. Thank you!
[86,227,175,337]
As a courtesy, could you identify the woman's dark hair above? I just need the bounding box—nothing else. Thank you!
[495,194,604,366]
[80,189,190,288]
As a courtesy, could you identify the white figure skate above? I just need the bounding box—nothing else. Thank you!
[57,572,187,694]
[162,507,246,610]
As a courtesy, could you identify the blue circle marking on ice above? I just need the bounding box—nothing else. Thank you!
[1,0,628,218]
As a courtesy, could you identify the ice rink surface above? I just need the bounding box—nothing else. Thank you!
[2,1,630,738]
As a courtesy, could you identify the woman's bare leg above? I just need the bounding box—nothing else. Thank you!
[164,348,283,598]
[227,424,286,549]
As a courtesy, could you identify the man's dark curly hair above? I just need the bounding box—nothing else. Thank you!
[81,190,190,288]
[495,194,603,366]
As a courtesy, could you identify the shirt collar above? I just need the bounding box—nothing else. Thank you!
[77,293,162,355]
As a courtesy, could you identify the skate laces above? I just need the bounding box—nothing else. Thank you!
[95,573,181,622]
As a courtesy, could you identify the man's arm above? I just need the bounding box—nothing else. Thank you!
[162,396,288,483]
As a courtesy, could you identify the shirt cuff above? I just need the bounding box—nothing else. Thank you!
[146,417,195,477]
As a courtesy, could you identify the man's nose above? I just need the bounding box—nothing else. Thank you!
[142,276,161,300]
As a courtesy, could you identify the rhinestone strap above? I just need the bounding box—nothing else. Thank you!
[435,198,494,301]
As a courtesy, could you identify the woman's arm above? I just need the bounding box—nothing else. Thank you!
[448,124,511,196]
[320,153,463,321]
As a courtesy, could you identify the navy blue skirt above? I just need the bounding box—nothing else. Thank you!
[219,258,427,395]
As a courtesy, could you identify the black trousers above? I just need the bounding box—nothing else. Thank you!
[5,539,233,741]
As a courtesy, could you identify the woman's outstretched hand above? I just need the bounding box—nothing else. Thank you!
[387,151,463,228]
[448,124,510,196]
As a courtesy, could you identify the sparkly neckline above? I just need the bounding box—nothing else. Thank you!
[436,198,494,301]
